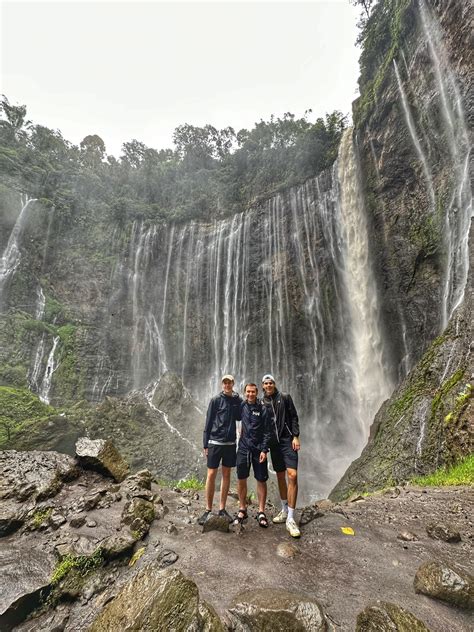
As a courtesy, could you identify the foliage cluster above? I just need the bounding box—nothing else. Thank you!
[50,549,104,585]
[353,0,414,125]
[411,455,474,487]
[0,385,53,442]
[0,95,346,224]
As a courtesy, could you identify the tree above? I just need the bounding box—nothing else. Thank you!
[80,134,106,167]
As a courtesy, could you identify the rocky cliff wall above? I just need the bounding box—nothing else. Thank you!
[330,0,473,498]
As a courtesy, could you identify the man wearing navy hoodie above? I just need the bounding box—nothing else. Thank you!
[234,383,272,528]
[199,374,242,525]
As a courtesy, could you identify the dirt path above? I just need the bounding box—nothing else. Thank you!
[151,484,473,630]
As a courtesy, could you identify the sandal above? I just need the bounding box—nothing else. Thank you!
[233,508,248,525]
[257,512,268,528]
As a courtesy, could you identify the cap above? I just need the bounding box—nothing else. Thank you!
[222,374,235,382]
[262,374,275,383]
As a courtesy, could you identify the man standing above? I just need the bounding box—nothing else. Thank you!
[199,374,242,525]
[261,374,301,537]
[234,383,272,528]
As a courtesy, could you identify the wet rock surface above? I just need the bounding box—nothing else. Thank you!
[75,437,130,482]
[355,601,430,631]
[2,448,472,632]
[414,560,474,610]
[228,588,328,631]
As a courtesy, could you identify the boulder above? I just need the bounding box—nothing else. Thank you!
[228,588,328,631]
[0,540,55,629]
[202,515,229,534]
[75,438,129,482]
[0,450,78,503]
[426,523,461,543]
[414,560,474,610]
[356,602,430,631]
[89,565,224,631]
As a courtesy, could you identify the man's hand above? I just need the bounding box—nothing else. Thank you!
[203,448,208,457]
[292,437,300,451]
[259,451,267,463]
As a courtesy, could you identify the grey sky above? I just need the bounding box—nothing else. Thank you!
[1,0,361,158]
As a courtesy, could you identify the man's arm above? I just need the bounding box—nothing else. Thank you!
[286,394,300,450]
[261,405,272,453]
[203,398,215,450]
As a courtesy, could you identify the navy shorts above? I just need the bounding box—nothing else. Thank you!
[207,444,236,469]
[270,436,298,472]
[236,448,269,482]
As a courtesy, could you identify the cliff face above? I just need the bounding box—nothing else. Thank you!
[330,0,473,499]
[0,0,472,498]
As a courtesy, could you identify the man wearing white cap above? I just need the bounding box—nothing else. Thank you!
[199,374,242,525]
[261,374,301,537]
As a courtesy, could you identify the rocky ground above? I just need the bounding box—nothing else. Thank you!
[0,443,472,631]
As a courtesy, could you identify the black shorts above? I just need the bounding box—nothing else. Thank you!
[207,444,236,469]
[236,448,269,482]
[270,436,298,472]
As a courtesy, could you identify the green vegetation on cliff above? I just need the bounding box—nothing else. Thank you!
[411,454,474,486]
[0,386,54,444]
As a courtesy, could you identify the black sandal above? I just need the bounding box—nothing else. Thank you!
[257,512,268,528]
[233,508,248,525]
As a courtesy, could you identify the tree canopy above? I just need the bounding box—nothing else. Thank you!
[0,93,347,224]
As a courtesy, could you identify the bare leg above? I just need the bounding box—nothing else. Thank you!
[205,468,218,510]
[276,470,288,502]
[219,465,231,510]
[257,480,267,513]
[287,468,298,509]
[237,478,248,510]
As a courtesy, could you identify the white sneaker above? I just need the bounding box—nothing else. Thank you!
[286,517,301,538]
[272,510,288,524]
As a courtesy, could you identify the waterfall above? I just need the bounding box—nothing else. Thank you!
[38,336,60,404]
[0,196,37,310]
[393,1,472,331]
[28,286,47,392]
[418,0,472,328]
[337,128,394,437]
[393,60,436,213]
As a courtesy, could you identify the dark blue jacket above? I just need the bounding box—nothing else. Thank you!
[203,391,242,448]
[239,399,271,453]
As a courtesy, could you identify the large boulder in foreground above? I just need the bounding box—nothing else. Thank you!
[75,437,129,482]
[0,541,56,630]
[356,602,430,631]
[414,560,474,610]
[89,564,223,631]
[228,588,328,631]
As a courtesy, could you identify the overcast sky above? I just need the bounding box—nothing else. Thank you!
[1,0,362,158]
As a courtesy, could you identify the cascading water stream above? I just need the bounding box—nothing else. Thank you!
[418,0,472,328]
[39,336,60,404]
[0,196,37,310]
[337,129,394,438]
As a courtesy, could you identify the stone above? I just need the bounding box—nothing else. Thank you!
[414,560,474,610]
[299,506,324,526]
[166,523,179,535]
[276,542,300,559]
[0,451,78,504]
[356,601,430,631]
[75,438,129,482]
[100,533,136,559]
[49,511,67,529]
[0,540,55,630]
[69,514,86,529]
[426,523,461,543]
[88,565,224,631]
[397,531,418,542]
[121,498,155,537]
[157,549,179,568]
[229,588,328,631]
[202,515,230,534]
